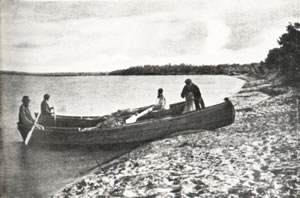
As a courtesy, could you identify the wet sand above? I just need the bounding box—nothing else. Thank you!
[53,76,300,197]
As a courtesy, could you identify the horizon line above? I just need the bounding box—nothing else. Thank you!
[0,62,260,75]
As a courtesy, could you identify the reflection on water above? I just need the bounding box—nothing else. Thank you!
[0,74,244,197]
[13,142,40,197]
[4,135,140,197]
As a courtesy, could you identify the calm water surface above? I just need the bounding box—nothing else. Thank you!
[0,74,244,197]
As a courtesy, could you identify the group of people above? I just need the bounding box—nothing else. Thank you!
[18,94,55,128]
[154,78,205,113]
[19,78,204,128]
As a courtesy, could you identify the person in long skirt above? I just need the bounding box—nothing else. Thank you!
[182,92,195,113]
[39,94,55,126]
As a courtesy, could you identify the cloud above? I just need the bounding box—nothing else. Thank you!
[1,0,299,72]
[14,42,38,49]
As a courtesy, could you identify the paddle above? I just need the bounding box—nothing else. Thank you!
[24,113,41,146]
[53,113,56,126]
[125,106,154,124]
[52,107,56,126]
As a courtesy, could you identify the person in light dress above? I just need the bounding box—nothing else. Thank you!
[182,91,196,113]
[154,88,168,110]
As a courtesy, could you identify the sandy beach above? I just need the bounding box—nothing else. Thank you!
[52,76,300,197]
[2,1,298,197]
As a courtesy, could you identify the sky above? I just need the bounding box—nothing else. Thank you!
[1,0,299,72]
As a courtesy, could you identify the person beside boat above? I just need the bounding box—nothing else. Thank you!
[18,96,43,129]
[181,78,205,111]
[182,91,196,113]
[154,88,168,110]
[39,94,55,126]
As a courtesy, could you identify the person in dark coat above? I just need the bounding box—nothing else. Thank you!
[40,94,54,125]
[19,96,35,127]
[18,96,44,136]
[181,79,205,110]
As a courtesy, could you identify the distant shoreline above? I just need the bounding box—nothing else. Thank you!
[0,70,231,77]
[0,70,108,77]
[0,63,262,77]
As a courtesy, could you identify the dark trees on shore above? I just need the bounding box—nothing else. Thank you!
[109,64,258,76]
[265,23,300,83]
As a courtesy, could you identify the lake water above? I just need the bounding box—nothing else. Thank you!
[0,74,244,197]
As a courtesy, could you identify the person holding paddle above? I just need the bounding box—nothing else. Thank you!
[18,96,43,129]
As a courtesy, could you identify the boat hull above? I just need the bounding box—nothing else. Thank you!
[17,100,235,145]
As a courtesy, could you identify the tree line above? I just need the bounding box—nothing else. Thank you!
[109,63,261,76]
[264,22,300,84]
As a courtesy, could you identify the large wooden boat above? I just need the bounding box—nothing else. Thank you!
[17,98,235,145]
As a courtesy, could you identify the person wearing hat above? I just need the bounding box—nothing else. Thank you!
[40,94,55,125]
[181,79,205,111]
[18,96,36,127]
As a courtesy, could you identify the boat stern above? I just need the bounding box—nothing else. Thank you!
[224,97,235,124]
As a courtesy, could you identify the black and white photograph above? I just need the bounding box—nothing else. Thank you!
[0,0,299,197]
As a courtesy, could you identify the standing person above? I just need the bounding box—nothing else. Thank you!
[40,94,54,125]
[18,96,43,141]
[155,88,167,110]
[19,96,36,127]
[182,91,195,113]
[181,79,205,110]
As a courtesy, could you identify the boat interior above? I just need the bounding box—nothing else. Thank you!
[36,101,186,129]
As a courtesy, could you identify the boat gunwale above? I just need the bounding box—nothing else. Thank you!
[20,100,233,133]
[46,104,156,120]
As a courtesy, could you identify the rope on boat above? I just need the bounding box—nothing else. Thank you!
[87,146,101,168]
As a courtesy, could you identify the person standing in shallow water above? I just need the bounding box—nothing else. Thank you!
[40,94,55,125]
[181,79,205,110]
[19,96,36,127]
[18,96,44,140]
